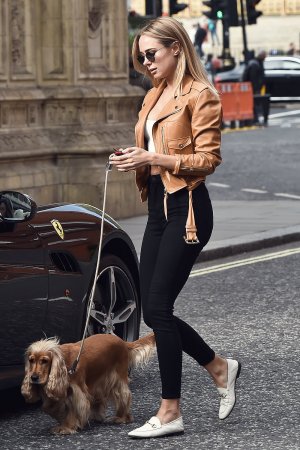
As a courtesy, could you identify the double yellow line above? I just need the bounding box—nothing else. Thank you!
[190,247,300,278]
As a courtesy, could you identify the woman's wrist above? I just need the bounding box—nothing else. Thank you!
[149,152,177,171]
[149,152,158,166]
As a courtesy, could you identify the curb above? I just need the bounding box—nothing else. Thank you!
[197,226,300,263]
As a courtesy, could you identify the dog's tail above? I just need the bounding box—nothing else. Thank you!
[127,333,156,369]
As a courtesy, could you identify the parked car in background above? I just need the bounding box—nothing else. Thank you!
[213,63,244,85]
[0,191,141,390]
[214,55,300,102]
[264,55,300,101]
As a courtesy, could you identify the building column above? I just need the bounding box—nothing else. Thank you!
[0,0,146,219]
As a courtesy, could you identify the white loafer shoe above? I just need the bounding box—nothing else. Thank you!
[128,416,184,439]
[217,358,241,420]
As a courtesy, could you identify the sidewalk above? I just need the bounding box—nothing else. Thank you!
[118,200,300,262]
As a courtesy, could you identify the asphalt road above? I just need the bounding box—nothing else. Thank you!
[207,106,300,202]
[1,242,299,450]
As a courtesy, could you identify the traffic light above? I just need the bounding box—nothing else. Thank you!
[227,0,239,26]
[169,0,188,15]
[146,0,162,17]
[203,0,238,26]
[246,0,262,25]
[203,0,218,21]
[215,0,227,20]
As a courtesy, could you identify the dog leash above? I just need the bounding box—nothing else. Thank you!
[68,155,116,375]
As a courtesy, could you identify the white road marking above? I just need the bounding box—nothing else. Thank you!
[268,110,300,119]
[274,193,300,200]
[268,119,282,125]
[208,182,231,188]
[241,188,268,194]
[208,183,299,200]
[190,247,300,277]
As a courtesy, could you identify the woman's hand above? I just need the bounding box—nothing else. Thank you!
[109,147,151,172]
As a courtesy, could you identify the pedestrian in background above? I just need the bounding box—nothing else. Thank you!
[208,19,220,46]
[242,50,268,125]
[205,53,222,82]
[193,22,207,58]
[110,16,241,439]
[286,42,295,55]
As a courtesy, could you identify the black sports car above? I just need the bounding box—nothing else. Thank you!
[0,191,140,390]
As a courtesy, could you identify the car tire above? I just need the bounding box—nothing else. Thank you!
[86,254,140,342]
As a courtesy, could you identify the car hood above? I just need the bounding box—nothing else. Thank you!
[28,202,121,248]
[36,203,119,228]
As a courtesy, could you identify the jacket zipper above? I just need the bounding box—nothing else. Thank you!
[156,107,182,123]
[161,127,168,155]
[180,165,210,172]
[158,107,184,220]
[153,107,183,154]
[163,188,168,221]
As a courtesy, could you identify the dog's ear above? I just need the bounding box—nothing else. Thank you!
[21,357,41,403]
[45,350,69,400]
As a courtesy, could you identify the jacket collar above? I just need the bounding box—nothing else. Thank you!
[179,74,194,96]
[147,74,194,100]
[140,74,195,125]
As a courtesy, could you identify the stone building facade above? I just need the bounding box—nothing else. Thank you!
[0,0,146,219]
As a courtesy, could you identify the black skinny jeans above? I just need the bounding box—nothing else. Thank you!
[140,175,215,399]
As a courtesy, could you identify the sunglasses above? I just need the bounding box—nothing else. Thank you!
[137,46,165,64]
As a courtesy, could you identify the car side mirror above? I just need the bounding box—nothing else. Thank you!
[0,191,37,222]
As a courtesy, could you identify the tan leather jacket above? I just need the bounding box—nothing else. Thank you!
[135,75,222,243]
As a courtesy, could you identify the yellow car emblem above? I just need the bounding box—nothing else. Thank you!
[51,219,64,240]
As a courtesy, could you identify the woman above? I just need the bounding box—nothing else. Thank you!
[110,16,241,439]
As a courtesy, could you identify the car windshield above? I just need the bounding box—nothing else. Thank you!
[264,60,283,69]
[265,58,300,70]
[282,61,300,70]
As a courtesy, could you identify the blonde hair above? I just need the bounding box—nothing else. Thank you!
[132,16,218,96]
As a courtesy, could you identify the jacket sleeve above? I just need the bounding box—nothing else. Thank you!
[172,88,222,177]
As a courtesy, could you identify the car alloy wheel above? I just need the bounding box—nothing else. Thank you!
[87,254,140,341]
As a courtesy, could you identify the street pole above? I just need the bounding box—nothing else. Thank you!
[240,0,249,62]
[221,16,235,68]
[146,0,162,16]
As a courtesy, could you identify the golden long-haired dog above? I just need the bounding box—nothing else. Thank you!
[21,333,155,435]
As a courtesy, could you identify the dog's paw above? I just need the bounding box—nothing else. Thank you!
[50,425,77,435]
[105,414,133,424]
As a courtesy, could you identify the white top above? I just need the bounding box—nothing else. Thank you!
[144,119,156,153]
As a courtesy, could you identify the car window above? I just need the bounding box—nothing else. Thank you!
[0,191,32,220]
[264,60,283,70]
[282,61,300,70]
